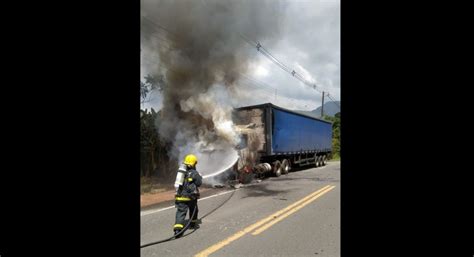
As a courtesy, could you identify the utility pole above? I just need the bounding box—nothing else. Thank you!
[321,91,325,118]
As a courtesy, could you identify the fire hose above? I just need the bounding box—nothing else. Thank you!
[140,188,237,248]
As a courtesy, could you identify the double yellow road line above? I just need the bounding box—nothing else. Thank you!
[195,184,336,257]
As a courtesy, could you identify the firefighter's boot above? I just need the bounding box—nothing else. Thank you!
[174,229,183,238]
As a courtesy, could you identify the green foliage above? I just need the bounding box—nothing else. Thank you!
[140,108,158,149]
[140,108,159,177]
[140,106,177,182]
[323,112,340,160]
[140,74,179,184]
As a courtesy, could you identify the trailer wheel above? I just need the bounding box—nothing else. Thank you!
[321,155,326,166]
[273,160,282,177]
[281,159,290,175]
[314,155,320,167]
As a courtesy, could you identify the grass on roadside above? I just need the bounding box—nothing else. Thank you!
[141,177,174,195]
[329,153,340,161]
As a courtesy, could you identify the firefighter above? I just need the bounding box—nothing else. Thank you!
[173,154,202,238]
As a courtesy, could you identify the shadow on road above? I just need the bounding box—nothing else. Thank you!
[240,183,293,198]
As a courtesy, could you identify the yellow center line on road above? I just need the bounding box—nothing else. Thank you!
[194,185,334,257]
[251,185,335,235]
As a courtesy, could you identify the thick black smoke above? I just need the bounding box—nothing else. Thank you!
[141,0,284,176]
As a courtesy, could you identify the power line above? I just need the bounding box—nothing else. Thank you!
[240,75,314,105]
[239,83,306,108]
[326,93,340,109]
[243,38,322,91]
[140,22,328,110]
[241,72,323,107]
[239,34,257,46]
[141,17,178,50]
[239,80,277,97]
[143,57,312,108]
[242,36,339,98]
[141,15,178,39]
[239,85,275,103]
[141,20,331,97]
[142,37,175,52]
[142,30,174,45]
[240,74,275,90]
[141,60,314,110]
[259,45,294,75]
[242,36,342,112]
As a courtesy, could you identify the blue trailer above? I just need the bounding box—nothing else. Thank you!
[233,103,332,178]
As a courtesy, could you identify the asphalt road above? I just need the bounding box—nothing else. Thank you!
[141,161,340,257]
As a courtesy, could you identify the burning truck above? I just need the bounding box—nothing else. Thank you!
[231,103,333,183]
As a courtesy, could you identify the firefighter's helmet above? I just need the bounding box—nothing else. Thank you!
[183,154,198,166]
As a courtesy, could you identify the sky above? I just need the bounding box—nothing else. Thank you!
[141,0,340,112]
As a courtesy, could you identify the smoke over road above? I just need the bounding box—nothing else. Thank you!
[141,0,284,179]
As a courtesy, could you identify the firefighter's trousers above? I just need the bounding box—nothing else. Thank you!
[174,199,198,231]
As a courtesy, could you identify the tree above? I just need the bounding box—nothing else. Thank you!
[140,74,178,180]
[141,108,159,177]
[140,74,164,106]
[323,112,340,159]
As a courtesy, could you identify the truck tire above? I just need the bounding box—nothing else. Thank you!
[314,155,320,167]
[321,155,326,166]
[273,160,282,177]
[281,159,290,175]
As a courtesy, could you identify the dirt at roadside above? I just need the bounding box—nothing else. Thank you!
[140,186,217,208]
